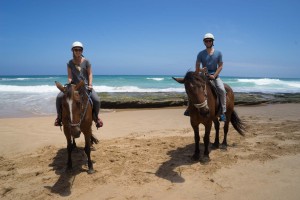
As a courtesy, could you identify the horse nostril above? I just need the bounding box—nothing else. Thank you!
[71,126,81,138]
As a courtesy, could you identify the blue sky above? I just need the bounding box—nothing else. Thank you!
[0,0,299,78]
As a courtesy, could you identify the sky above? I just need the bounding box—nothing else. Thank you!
[0,0,300,78]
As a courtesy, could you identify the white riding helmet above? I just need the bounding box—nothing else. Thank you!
[203,33,214,41]
[71,41,83,50]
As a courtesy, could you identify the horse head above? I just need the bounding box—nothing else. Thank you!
[55,80,86,138]
[173,72,209,117]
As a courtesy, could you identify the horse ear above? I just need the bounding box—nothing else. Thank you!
[75,80,85,91]
[172,77,185,84]
[55,81,65,92]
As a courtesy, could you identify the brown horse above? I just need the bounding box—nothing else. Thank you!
[55,80,96,174]
[173,71,246,162]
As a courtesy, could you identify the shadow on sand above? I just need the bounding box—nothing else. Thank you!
[155,142,212,183]
[45,147,88,197]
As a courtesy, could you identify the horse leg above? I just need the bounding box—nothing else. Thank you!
[202,122,212,163]
[84,133,95,174]
[212,119,220,149]
[66,138,73,171]
[72,137,77,148]
[191,124,200,161]
[221,120,230,150]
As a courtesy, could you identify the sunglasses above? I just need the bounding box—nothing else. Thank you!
[204,40,213,43]
[73,48,83,52]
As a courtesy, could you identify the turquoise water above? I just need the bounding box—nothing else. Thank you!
[1,75,300,117]
[1,75,300,93]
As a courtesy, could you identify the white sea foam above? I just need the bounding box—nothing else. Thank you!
[0,85,57,93]
[0,84,184,93]
[146,77,164,81]
[237,78,282,85]
[94,85,184,92]
[0,77,58,81]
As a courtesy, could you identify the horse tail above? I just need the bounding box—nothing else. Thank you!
[231,110,246,136]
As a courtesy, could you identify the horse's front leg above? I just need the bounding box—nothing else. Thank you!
[191,124,200,161]
[202,121,212,163]
[212,119,220,149]
[66,137,73,171]
[84,133,95,174]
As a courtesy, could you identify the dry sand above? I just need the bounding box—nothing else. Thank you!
[1,104,300,200]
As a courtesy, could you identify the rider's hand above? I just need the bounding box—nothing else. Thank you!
[88,85,93,90]
[202,67,209,76]
[209,74,215,80]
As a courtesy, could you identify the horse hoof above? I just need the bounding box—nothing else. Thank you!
[87,169,95,174]
[220,144,228,151]
[191,154,200,161]
[200,156,211,164]
[211,143,219,149]
[90,146,96,151]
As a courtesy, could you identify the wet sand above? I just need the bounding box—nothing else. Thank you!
[0,104,300,200]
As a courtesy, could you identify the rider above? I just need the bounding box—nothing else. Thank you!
[54,41,103,128]
[195,33,227,121]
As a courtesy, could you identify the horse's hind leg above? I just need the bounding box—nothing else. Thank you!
[84,134,95,174]
[212,119,220,149]
[221,120,230,150]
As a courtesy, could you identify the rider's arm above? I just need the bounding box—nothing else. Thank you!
[195,60,201,74]
[213,62,223,79]
[67,65,72,83]
[87,65,93,89]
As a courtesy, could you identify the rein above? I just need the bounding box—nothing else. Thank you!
[193,77,208,109]
[69,92,90,127]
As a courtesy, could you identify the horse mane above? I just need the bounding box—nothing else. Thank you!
[184,71,206,86]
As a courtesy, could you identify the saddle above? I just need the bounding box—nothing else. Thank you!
[207,80,225,116]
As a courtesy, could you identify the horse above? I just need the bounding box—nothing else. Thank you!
[55,80,97,174]
[173,71,246,162]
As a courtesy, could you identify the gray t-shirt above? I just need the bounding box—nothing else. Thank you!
[196,50,223,74]
[67,59,91,85]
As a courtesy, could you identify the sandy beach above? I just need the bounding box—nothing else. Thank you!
[1,104,300,200]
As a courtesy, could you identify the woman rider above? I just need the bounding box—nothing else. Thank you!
[54,41,103,128]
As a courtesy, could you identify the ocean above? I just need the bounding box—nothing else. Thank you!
[1,75,300,118]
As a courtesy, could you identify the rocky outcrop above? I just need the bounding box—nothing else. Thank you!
[98,92,300,109]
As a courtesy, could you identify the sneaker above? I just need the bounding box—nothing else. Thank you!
[219,114,226,122]
[95,118,103,129]
[184,109,190,116]
[54,117,62,126]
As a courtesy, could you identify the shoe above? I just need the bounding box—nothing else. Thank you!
[219,114,226,122]
[184,109,190,116]
[54,117,62,126]
[95,118,103,129]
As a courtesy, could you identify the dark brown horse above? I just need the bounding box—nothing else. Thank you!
[55,80,97,174]
[173,71,245,162]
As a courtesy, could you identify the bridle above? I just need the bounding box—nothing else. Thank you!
[65,84,91,128]
[189,73,208,109]
[193,81,208,109]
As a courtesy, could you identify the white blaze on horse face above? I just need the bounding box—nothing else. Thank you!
[66,98,73,122]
